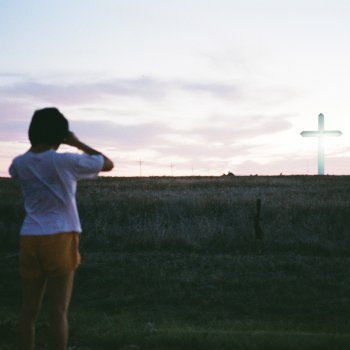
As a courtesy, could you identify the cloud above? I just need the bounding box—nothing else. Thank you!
[233,155,350,176]
[0,98,294,171]
[151,141,259,162]
[194,118,292,143]
[0,75,252,147]
[0,76,243,106]
[0,74,307,176]
[178,81,240,99]
[0,101,34,140]
[69,119,172,150]
[66,111,292,156]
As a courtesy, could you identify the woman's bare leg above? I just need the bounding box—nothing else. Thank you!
[20,277,47,350]
[47,271,75,350]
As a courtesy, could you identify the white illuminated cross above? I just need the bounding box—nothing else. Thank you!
[301,113,342,175]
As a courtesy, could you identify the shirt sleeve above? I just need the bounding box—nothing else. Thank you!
[8,161,18,178]
[62,153,104,180]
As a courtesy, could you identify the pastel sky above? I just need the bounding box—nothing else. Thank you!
[1,0,349,176]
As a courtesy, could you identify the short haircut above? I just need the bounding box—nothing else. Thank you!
[28,108,69,146]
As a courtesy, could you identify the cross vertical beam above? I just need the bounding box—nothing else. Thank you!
[318,114,324,175]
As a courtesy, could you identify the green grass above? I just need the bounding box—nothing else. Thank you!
[1,176,350,349]
[1,251,350,349]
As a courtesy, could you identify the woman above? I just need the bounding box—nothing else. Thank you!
[9,108,114,350]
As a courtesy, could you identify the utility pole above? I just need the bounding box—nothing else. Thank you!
[139,159,142,177]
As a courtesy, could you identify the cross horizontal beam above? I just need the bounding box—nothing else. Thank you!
[300,130,342,137]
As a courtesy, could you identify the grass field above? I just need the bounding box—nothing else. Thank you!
[1,175,350,349]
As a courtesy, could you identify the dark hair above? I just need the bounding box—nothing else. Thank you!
[28,108,69,146]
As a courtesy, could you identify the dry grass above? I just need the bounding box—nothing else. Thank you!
[1,175,350,255]
[74,175,350,255]
[1,175,350,349]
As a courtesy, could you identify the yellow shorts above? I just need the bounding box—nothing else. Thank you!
[20,232,81,279]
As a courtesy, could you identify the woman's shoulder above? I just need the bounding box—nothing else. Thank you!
[55,152,80,160]
[55,152,102,162]
[11,151,32,165]
[53,152,82,167]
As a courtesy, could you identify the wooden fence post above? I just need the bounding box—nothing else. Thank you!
[254,199,264,240]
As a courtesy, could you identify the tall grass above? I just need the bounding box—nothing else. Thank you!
[2,175,349,255]
[76,176,350,256]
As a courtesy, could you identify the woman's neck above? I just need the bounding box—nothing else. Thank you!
[29,144,58,153]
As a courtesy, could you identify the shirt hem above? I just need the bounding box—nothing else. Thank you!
[20,230,82,236]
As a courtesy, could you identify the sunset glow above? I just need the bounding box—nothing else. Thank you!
[1,1,349,176]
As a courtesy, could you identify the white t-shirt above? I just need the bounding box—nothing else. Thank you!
[9,150,104,236]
